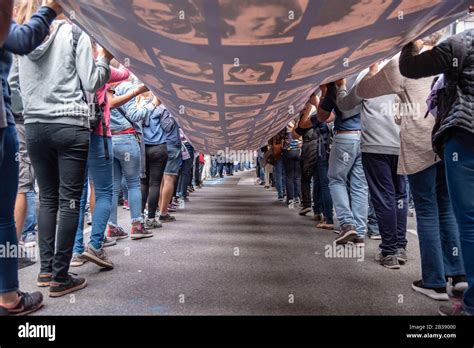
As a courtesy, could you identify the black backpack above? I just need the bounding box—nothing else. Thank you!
[430,32,467,158]
[72,25,109,160]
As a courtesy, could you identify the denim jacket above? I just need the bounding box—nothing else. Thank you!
[110,82,155,134]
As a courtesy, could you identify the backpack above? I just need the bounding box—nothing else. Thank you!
[71,25,109,160]
[428,33,467,158]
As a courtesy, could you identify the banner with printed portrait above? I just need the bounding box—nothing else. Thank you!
[59,0,470,152]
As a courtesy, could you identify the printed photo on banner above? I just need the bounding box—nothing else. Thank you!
[185,107,220,121]
[97,23,155,66]
[225,93,270,107]
[172,84,218,106]
[307,0,392,40]
[154,49,214,83]
[132,0,208,44]
[286,47,349,81]
[219,0,308,46]
[223,62,283,85]
[225,109,260,120]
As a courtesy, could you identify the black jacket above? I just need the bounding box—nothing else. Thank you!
[399,29,474,147]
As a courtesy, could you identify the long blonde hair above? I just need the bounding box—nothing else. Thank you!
[15,0,41,24]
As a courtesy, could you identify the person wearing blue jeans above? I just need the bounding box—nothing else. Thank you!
[273,158,286,200]
[0,126,23,313]
[22,191,37,243]
[313,159,334,228]
[328,133,368,241]
[109,82,157,239]
[72,133,114,268]
[388,33,474,314]
[282,149,301,205]
[408,162,465,300]
[109,134,147,235]
[444,136,474,315]
[318,82,367,244]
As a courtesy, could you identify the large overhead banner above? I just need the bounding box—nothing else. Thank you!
[59,0,470,152]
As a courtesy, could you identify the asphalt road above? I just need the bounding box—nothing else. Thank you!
[19,170,439,315]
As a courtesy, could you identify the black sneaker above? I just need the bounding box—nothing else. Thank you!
[335,224,357,245]
[396,248,408,264]
[379,254,400,269]
[37,273,52,287]
[49,274,87,298]
[299,207,312,216]
[412,280,449,301]
[81,245,114,269]
[159,213,176,223]
[0,291,43,316]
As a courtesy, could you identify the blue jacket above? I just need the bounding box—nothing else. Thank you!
[143,104,166,145]
[110,82,155,133]
[159,107,181,146]
[1,6,56,127]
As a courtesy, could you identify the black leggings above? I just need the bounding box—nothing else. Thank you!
[141,144,168,218]
[26,123,89,282]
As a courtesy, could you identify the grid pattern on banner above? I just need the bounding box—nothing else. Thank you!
[58,0,470,152]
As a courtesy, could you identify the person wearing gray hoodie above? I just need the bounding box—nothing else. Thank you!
[18,15,111,298]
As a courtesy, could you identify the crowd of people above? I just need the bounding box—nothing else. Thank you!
[255,28,474,316]
[0,0,473,318]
